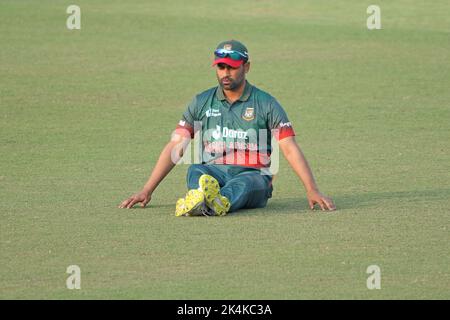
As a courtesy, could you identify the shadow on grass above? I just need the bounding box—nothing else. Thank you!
[120,203,174,210]
[230,188,450,216]
[137,188,450,217]
[334,188,450,209]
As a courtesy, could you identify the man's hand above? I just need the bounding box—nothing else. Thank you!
[118,191,151,209]
[307,189,336,211]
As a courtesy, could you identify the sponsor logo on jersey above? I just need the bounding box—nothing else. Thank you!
[205,109,221,117]
[211,125,248,140]
[279,121,292,128]
[242,107,255,121]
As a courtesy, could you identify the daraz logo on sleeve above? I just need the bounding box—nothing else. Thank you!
[211,125,248,140]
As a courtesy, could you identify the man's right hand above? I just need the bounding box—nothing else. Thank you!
[118,191,151,209]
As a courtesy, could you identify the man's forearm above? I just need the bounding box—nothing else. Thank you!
[141,141,182,195]
[283,143,318,192]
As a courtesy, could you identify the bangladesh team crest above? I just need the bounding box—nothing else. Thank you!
[242,107,255,121]
[223,44,232,50]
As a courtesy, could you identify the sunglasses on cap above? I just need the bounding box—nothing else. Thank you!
[214,49,248,61]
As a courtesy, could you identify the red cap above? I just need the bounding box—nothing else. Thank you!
[212,57,244,68]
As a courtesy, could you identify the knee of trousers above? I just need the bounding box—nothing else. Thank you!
[187,164,209,176]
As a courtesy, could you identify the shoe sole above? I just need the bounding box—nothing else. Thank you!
[199,174,220,205]
[181,189,206,217]
[175,198,187,217]
[199,174,230,216]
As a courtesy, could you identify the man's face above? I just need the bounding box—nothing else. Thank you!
[216,62,250,91]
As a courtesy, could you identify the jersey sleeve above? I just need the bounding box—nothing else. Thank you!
[175,96,197,138]
[268,98,296,141]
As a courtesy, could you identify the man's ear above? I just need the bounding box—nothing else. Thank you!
[244,61,250,73]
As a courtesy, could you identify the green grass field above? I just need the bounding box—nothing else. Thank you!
[1,0,449,299]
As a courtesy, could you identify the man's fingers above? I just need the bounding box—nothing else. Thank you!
[141,198,149,208]
[323,198,336,211]
[307,192,336,212]
[319,200,326,211]
[119,198,132,208]
[126,198,139,209]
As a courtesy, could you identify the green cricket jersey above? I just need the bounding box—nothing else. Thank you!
[175,81,295,168]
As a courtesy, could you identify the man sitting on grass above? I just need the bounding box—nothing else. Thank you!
[119,40,336,215]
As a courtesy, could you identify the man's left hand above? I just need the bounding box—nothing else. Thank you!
[307,189,336,211]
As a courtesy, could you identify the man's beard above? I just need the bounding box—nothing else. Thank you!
[218,76,243,91]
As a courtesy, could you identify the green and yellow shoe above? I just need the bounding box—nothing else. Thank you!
[175,189,207,217]
[175,198,187,217]
[198,174,231,216]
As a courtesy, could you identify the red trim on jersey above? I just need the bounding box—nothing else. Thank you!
[175,122,194,138]
[213,150,271,168]
[274,127,295,141]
